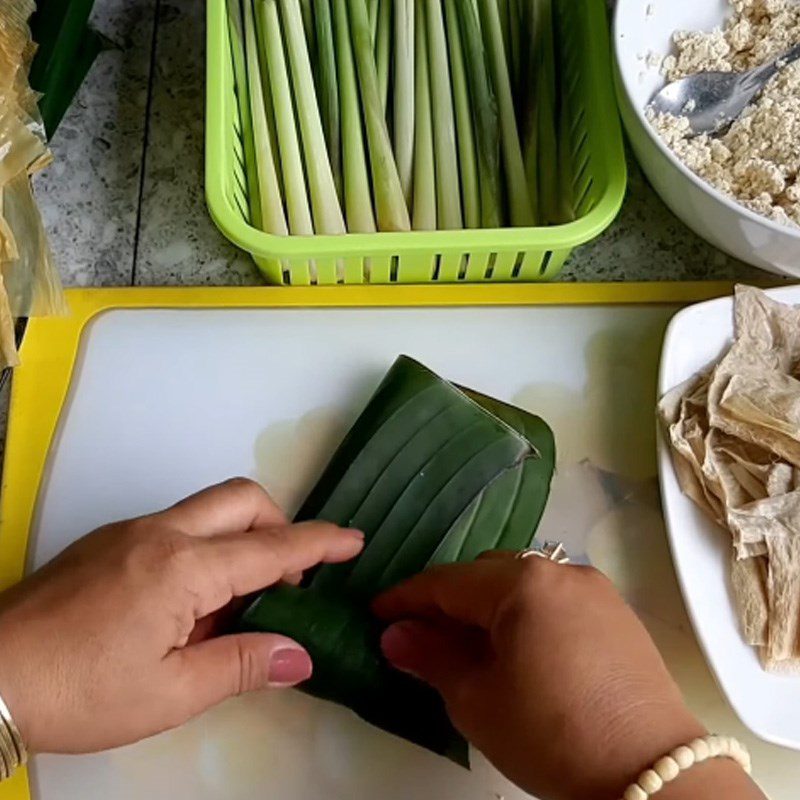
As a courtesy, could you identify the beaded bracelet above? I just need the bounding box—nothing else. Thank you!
[0,692,26,782]
[620,735,752,800]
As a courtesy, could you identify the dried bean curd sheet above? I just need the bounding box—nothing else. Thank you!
[661,286,800,672]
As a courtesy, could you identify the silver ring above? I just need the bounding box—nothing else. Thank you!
[517,541,570,565]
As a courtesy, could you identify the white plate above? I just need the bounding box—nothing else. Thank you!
[658,285,800,749]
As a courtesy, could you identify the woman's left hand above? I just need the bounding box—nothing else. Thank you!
[0,478,363,754]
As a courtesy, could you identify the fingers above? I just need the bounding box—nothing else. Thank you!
[477,549,517,561]
[186,597,251,645]
[381,620,484,695]
[168,633,313,720]
[195,522,364,613]
[374,558,551,629]
[159,478,288,537]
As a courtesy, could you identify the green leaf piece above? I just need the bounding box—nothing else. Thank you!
[241,356,555,766]
[431,390,556,565]
[243,585,469,765]
[29,0,105,138]
[37,25,106,138]
[28,0,95,91]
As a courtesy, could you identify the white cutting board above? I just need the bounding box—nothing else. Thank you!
[26,304,800,800]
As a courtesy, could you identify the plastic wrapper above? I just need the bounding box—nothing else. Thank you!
[0,0,66,368]
[1,173,65,317]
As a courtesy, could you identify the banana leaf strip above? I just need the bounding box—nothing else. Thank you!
[29,0,105,137]
[36,25,107,137]
[241,356,555,766]
[29,0,95,88]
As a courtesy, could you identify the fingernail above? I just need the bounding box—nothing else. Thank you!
[268,647,313,687]
[346,528,365,539]
[380,622,419,674]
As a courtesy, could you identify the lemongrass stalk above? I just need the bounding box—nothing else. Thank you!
[227,0,264,226]
[443,0,479,228]
[257,0,314,234]
[368,0,379,42]
[243,0,288,234]
[253,0,283,196]
[553,0,575,226]
[333,0,377,231]
[299,0,315,49]
[521,0,539,208]
[497,0,510,63]
[534,0,558,225]
[348,0,411,231]
[412,0,436,230]
[477,0,535,226]
[425,0,462,229]
[393,0,415,205]
[508,0,522,108]
[279,0,345,233]
[376,0,392,112]
[312,0,342,197]
[456,0,501,228]
[557,69,575,223]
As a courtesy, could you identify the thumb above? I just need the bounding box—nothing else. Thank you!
[381,620,480,694]
[171,633,313,717]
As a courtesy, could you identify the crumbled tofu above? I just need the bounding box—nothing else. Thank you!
[643,50,664,69]
[665,0,800,80]
[648,0,800,228]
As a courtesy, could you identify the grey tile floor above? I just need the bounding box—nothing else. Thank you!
[33,0,764,290]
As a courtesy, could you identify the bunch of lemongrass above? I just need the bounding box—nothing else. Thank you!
[226,0,574,236]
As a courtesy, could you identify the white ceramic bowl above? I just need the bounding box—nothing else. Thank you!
[613,0,800,277]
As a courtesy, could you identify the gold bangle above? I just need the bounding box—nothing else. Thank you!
[620,735,752,800]
[0,691,26,783]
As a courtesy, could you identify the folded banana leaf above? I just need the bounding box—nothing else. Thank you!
[241,356,555,766]
[28,0,103,137]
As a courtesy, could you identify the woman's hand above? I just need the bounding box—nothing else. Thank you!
[375,554,716,800]
[0,478,363,755]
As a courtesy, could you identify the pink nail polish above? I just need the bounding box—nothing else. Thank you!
[268,647,313,687]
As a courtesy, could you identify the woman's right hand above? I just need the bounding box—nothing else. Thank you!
[374,554,761,800]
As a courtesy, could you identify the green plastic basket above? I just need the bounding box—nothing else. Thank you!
[205,0,627,286]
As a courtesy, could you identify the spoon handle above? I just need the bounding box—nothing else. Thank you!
[742,41,800,90]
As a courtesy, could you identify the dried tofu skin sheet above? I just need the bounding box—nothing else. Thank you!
[2,173,65,317]
[659,286,800,672]
[660,375,723,521]
[730,554,768,647]
[0,271,19,369]
[0,0,47,182]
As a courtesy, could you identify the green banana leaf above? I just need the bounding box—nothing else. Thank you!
[28,0,104,137]
[241,356,555,765]
[36,25,106,137]
[29,0,95,89]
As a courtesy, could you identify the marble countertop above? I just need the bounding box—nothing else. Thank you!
[34,0,767,291]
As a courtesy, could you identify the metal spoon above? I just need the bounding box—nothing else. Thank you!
[649,41,800,136]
